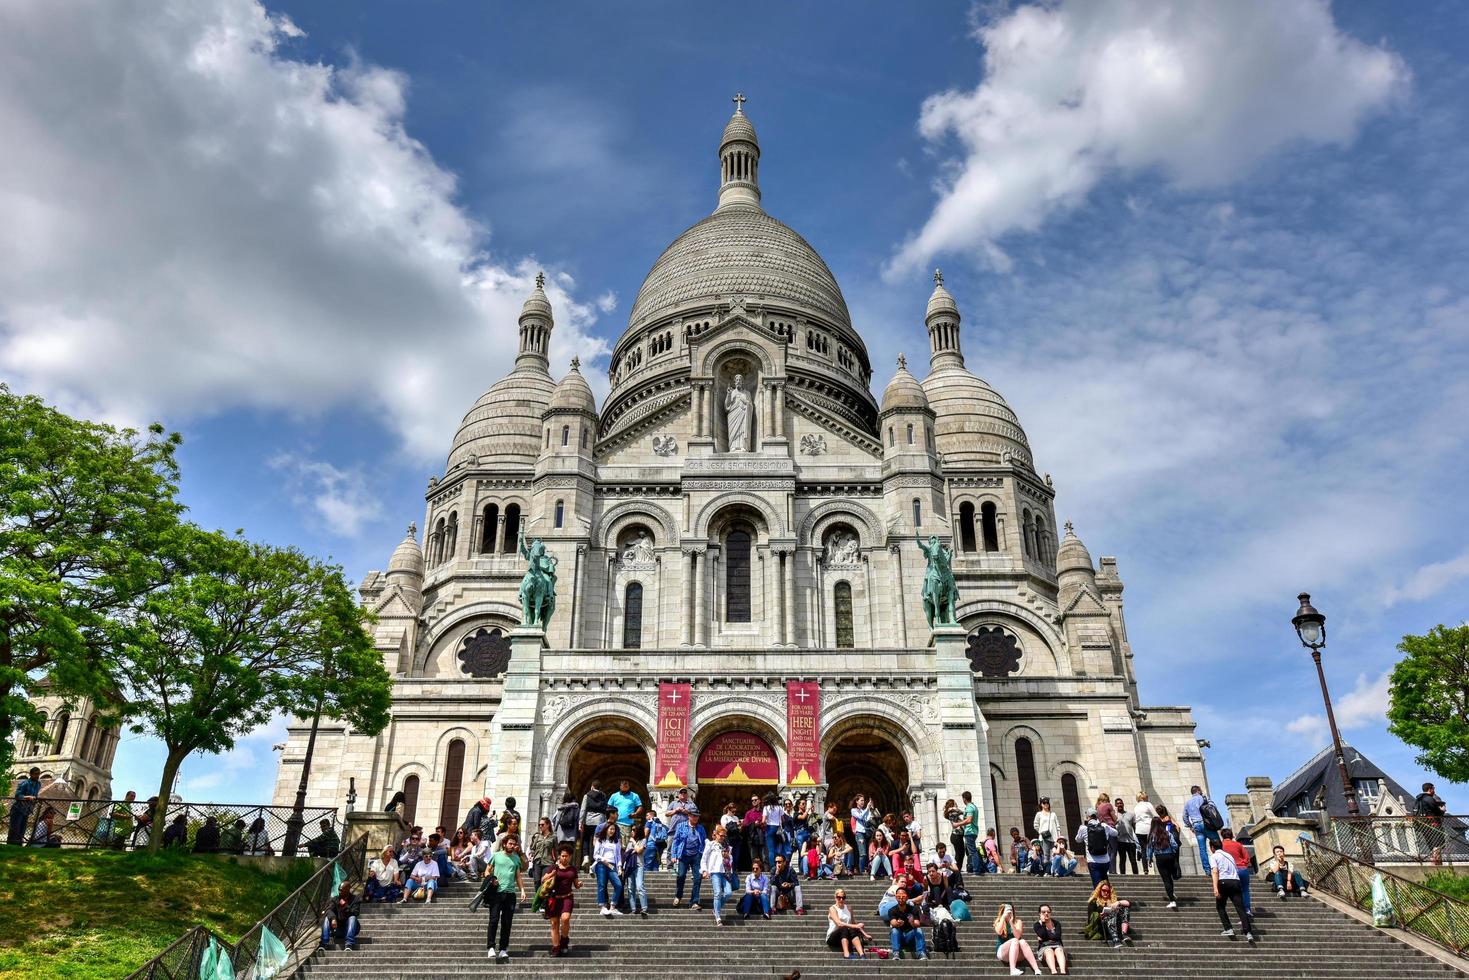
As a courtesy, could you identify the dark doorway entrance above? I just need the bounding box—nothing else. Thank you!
[825,730,910,820]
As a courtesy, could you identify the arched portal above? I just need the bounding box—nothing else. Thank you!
[825,729,910,819]
[567,728,651,813]
[693,730,780,840]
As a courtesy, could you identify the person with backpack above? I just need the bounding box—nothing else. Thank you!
[1147,805,1183,909]
[553,792,579,851]
[1033,904,1067,975]
[1074,808,1117,887]
[701,823,738,925]
[460,796,491,837]
[579,780,609,868]
[1182,784,1223,874]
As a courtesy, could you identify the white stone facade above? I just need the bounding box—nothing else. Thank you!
[273,101,1208,853]
[11,682,118,800]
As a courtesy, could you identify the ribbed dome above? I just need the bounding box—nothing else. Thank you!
[1056,523,1094,576]
[922,365,1032,464]
[926,276,959,320]
[387,525,424,577]
[881,356,929,413]
[447,368,556,469]
[521,278,552,319]
[625,206,854,333]
[548,359,597,414]
[721,111,758,148]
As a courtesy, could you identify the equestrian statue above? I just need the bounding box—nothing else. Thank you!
[517,528,558,628]
[917,533,959,630]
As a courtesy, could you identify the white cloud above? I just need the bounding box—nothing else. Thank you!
[176,714,289,798]
[268,452,383,537]
[0,0,607,460]
[889,0,1408,275]
[595,291,619,314]
[1380,550,1469,608]
[1285,670,1392,743]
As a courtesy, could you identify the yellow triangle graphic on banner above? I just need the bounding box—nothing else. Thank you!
[655,769,683,788]
[789,766,816,786]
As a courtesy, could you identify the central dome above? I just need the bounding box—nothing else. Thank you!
[626,204,853,332]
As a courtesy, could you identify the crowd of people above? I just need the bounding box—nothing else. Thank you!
[329,777,1325,965]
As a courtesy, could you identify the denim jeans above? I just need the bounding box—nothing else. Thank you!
[675,854,702,904]
[1191,822,1220,873]
[595,862,623,907]
[710,871,736,919]
[963,835,982,874]
[890,925,927,957]
[628,860,647,911]
[870,852,892,878]
[365,878,400,903]
[794,826,810,855]
[1238,865,1253,911]
[1272,869,1307,893]
[1051,856,1076,877]
[765,827,786,866]
[854,832,869,873]
[1087,860,1110,887]
[321,915,358,949]
[406,876,438,898]
[739,891,771,916]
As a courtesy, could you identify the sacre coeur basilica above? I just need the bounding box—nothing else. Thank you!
[271,97,1208,857]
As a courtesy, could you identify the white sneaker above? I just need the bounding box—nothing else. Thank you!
[1220,928,1234,937]
[487,948,497,959]
[609,907,625,916]
[1302,888,1310,896]
[497,950,510,960]
[1166,901,1177,910]
[1246,932,1257,943]
[1010,970,1024,977]
[1278,888,1286,899]
[600,907,611,916]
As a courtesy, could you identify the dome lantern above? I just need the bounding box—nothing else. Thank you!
[717,92,762,212]
[926,268,965,370]
[516,271,555,373]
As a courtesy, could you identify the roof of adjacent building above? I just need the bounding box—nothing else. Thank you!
[1271,743,1421,818]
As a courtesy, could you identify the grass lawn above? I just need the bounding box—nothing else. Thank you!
[0,847,315,980]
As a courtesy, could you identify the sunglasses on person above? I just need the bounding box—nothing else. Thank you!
[835,893,846,901]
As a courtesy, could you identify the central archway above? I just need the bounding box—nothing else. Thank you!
[825,729,911,820]
[566,728,652,818]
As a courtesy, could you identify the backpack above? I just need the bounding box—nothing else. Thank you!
[558,805,578,833]
[1149,822,1178,857]
[1086,822,1109,857]
[949,898,972,921]
[1200,799,1225,832]
[933,918,960,957]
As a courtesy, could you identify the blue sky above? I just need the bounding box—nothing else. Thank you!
[2,0,1466,811]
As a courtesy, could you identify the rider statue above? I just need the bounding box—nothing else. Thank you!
[517,527,558,628]
[916,533,959,630]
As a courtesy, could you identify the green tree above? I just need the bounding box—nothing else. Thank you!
[114,524,391,851]
[1388,624,1469,784]
[0,385,182,773]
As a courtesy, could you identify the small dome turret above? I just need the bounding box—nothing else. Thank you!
[881,353,930,414]
[1056,521,1099,608]
[549,357,597,415]
[386,523,425,585]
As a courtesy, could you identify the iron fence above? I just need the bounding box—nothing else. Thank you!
[126,834,369,979]
[1300,836,1469,957]
[1329,815,1469,866]
[11,796,342,857]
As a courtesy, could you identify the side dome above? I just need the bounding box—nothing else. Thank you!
[447,369,556,469]
[625,206,854,334]
[548,358,597,414]
[387,524,424,578]
[880,356,929,413]
[1055,523,1094,576]
[922,365,1032,465]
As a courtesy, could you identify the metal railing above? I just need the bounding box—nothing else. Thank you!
[1300,837,1469,956]
[1329,815,1469,866]
[11,796,341,857]
[127,834,369,979]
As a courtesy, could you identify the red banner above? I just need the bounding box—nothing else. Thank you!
[786,681,820,786]
[696,731,779,784]
[655,682,691,788]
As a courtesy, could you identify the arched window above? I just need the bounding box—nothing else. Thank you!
[1022,509,1034,557]
[432,518,445,565]
[25,712,47,756]
[958,502,977,553]
[80,717,97,764]
[981,502,1000,552]
[725,527,752,623]
[833,581,854,648]
[403,774,420,826]
[52,712,70,754]
[561,424,570,447]
[438,739,466,831]
[887,427,895,447]
[1034,515,1049,566]
[87,784,100,801]
[1060,773,1083,839]
[481,503,499,553]
[501,504,521,554]
[445,512,458,561]
[92,727,110,766]
[906,423,914,445]
[623,582,644,649]
[912,498,922,529]
[581,429,588,449]
[545,428,550,448]
[554,500,564,529]
[1015,737,1040,837]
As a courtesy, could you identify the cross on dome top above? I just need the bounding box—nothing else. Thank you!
[534,271,546,290]
[570,355,580,370]
[407,521,417,538]
[1064,521,1075,535]
[933,268,944,287]
[896,353,907,369]
[732,91,747,114]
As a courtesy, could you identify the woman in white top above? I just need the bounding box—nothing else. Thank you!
[592,822,624,916]
[826,888,872,959]
[762,795,787,867]
[700,824,738,925]
[1132,793,1159,873]
[1032,798,1063,870]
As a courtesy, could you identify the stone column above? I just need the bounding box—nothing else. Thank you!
[682,550,695,646]
[694,385,706,438]
[471,513,485,556]
[694,549,707,648]
[776,382,788,438]
[933,624,990,816]
[782,549,796,647]
[484,627,545,810]
[569,545,586,648]
[889,545,908,647]
[495,515,506,554]
[344,811,410,857]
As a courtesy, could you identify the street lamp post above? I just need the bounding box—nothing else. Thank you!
[281,693,325,856]
[1291,593,1360,817]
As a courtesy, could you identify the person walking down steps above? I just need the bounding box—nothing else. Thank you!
[482,834,527,961]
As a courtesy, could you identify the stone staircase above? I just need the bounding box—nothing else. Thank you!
[297,867,1467,979]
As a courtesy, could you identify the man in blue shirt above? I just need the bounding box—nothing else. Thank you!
[1182,785,1221,874]
[607,779,643,846]
[7,767,42,846]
